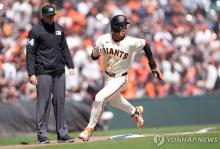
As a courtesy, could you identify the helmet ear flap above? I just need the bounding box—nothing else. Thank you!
[111,24,121,33]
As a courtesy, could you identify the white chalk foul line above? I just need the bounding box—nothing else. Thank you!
[108,127,217,139]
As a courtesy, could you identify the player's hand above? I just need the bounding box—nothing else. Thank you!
[68,68,75,76]
[151,68,164,81]
[29,75,38,85]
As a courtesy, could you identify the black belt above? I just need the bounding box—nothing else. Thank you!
[105,70,127,77]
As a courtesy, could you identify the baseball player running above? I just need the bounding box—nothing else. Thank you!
[79,15,163,141]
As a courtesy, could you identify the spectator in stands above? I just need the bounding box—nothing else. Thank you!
[0,0,220,103]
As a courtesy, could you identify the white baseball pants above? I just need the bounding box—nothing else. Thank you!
[87,74,136,129]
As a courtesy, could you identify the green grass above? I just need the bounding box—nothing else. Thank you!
[30,133,220,149]
[0,124,220,149]
[94,123,220,136]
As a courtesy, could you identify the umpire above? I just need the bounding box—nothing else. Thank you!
[26,4,74,144]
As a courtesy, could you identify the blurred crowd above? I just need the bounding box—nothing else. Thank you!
[1,0,220,103]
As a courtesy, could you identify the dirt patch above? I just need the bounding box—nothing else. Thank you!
[0,136,109,149]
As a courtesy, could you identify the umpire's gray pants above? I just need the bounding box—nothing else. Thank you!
[36,73,68,138]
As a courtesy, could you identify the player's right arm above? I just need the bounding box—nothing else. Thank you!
[91,46,100,60]
[91,36,103,60]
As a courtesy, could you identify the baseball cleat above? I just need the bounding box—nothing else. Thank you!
[79,127,93,141]
[131,106,144,128]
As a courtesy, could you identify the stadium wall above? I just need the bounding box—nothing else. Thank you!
[0,100,96,136]
[0,94,220,136]
[106,94,220,129]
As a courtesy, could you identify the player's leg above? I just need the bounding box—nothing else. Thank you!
[109,94,135,115]
[36,75,52,144]
[109,94,144,128]
[78,97,103,141]
[79,76,127,141]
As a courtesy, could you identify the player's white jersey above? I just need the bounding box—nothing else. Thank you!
[96,33,145,74]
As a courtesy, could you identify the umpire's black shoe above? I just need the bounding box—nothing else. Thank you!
[58,134,75,143]
[38,137,50,144]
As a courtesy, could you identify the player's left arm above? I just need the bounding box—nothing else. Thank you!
[143,41,164,81]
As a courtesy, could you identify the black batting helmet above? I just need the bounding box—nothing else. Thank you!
[111,15,130,33]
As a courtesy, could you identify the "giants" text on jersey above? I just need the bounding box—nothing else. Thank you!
[103,48,128,59]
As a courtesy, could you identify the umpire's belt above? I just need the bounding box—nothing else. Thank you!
[105,70,127,77]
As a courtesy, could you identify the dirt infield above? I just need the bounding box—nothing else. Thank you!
[0,136,109,149]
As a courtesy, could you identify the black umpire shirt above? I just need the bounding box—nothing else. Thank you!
[26,19,74,76]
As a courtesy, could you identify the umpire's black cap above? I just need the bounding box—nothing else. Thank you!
[42,4,56,16]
